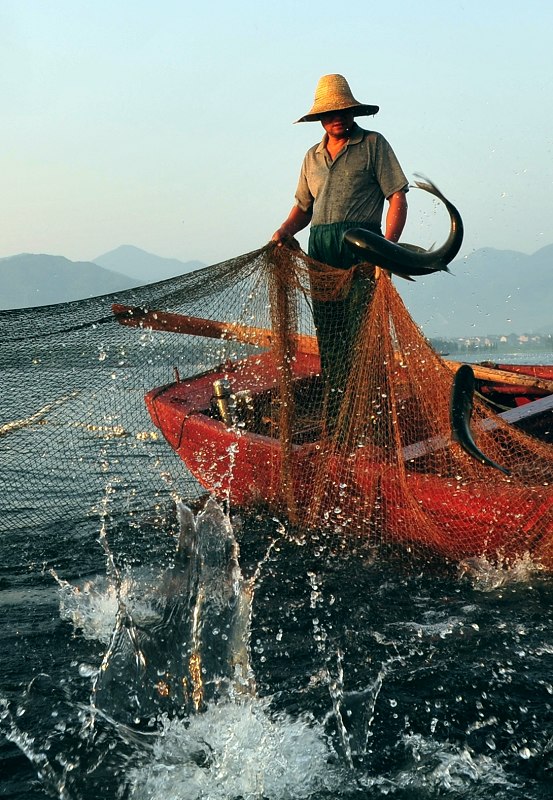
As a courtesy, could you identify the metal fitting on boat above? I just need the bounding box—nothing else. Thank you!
[212,378,236,426]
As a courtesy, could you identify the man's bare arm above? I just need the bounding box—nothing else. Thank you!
[272,206,313,242]
[384,191,408,242]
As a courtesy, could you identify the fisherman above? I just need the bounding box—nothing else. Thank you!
[272,74,408,425]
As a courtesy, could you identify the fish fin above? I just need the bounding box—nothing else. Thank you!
[398,242,426,254]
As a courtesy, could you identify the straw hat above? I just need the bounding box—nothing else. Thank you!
[295,74,379,123]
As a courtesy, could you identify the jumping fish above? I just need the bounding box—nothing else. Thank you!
[450,364,511,476]
[343,177,464,280]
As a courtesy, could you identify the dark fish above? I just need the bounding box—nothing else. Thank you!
[450,364,511,475]
[343,177,464,280]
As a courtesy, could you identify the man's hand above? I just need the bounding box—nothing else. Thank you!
[271,230,301,250]
[272,226,290,244]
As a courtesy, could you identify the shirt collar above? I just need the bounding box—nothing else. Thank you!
[315,121,364,153]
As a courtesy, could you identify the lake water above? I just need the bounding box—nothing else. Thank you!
[1,297,552,800]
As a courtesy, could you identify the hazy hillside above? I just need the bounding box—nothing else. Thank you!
[93,245,205,282]
[1,244,551,332]
[0,254,141,310]
[397,243,553,337]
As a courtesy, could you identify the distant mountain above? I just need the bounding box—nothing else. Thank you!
[0,254,141,310]
[0,246,207,311]
[93,245,205,282]
[1,244,551,332]
[397,243,553,338]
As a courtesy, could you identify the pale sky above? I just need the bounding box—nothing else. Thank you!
[2,0,552,266]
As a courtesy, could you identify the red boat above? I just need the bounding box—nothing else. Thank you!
[112,303,553,565]
[474,362,553,410]
[146,350,320,509]
[145,350,553,565]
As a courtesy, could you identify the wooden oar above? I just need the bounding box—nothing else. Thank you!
[112,303,319,354]
[444,359,553,394]
[112,304,553,393]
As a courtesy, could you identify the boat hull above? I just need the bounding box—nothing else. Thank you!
[146,354,553,565]
[146,351,321,508]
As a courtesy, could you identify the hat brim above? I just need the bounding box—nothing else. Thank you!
[295,103,379,123]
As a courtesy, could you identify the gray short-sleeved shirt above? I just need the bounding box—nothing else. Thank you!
[294,123,408,228]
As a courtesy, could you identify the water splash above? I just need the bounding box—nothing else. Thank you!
[391,733,518,795]
[69,497,256,727]
[127,697,348,800]
[458,552,546,591]
[53,571,131,645]
[51,498,352,799]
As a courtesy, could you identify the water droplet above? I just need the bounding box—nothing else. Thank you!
[78,663,99,678]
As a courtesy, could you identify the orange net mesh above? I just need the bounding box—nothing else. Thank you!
[231,244,553,567]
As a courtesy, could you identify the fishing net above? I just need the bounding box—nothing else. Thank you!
[1,243,552,567]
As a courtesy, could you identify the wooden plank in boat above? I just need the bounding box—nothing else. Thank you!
[403,394,552,462]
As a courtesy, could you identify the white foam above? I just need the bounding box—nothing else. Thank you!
[392,733,516,793]
[128,696,349,800]
[55,570,161,645]
[458,551,546,590]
